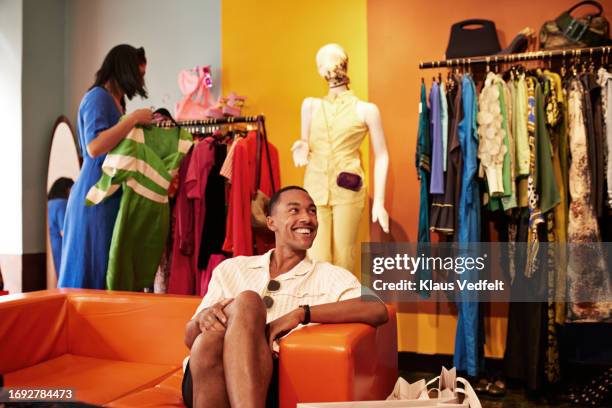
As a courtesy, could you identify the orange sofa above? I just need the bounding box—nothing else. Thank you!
[0,289,397,407]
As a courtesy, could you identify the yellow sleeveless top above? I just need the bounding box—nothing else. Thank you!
[304,90,368,206]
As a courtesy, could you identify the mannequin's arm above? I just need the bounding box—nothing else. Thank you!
[364,103,390,233]
[292,98,314,167]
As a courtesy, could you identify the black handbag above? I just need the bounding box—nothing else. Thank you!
[445,19,501,59]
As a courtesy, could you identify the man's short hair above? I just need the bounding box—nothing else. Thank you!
[267,186,310,215]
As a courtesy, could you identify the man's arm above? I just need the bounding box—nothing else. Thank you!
[266,297,388,351]
[309,297,388,326]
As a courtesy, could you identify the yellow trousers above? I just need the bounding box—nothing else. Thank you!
[308,201,364,273]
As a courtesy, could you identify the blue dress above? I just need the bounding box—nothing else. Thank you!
[454,75,484,377]
[58,87,122,289]
[48,198,67,274]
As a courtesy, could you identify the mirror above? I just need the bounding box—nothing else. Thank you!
[46,116,81,288]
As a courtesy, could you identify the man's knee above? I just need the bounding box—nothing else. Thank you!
[227,290,266,323]
[190,332,224,375]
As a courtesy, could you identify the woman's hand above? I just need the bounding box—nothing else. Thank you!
[129,108,153,126]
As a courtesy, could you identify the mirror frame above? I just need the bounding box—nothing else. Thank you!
[46,115,80,288]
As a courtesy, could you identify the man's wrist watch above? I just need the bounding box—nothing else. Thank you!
[299,304,311,325]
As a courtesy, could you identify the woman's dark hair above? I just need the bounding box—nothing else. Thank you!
[48,177,74,200]
[90,44,148,111]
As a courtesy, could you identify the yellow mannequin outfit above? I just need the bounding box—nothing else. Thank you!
[304,90,366,272]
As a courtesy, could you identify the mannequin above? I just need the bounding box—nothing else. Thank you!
[292,43,389,272]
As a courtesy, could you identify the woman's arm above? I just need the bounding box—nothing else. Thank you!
[87,108,152,158]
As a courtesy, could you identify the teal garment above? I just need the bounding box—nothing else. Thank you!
[87,126,193,291]
[416,82,432,297]
[416,83,431,244]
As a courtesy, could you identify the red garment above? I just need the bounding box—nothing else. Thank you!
[168,140,215,295]
[199,253,226,297]
[222,131,280,256]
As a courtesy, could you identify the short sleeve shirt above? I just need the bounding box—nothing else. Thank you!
[193,249,362,322]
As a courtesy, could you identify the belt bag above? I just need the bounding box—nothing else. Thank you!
[539,1,612,49]
[337,171,363,192]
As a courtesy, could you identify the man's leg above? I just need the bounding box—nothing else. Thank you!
[223,290,273,408]
[190,330,229,408]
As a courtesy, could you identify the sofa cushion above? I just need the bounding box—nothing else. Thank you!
[106,369,185,407]
[66,292,198,365]
[4,354,179,405]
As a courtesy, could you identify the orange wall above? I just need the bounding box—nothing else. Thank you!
[367,0,612,356]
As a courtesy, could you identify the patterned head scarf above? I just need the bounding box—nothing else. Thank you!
[316,44,350,88]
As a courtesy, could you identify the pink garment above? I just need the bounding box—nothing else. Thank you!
[168,140,215,295]
[175,66,219,121]
[200,253,227,297]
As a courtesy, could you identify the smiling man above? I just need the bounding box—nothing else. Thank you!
[182,186,388,408]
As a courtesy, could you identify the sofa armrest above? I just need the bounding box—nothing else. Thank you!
[0,290,69,373]
[278,305,397,408]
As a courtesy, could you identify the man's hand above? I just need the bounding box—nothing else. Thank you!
[196,298,234,332]
[266,308,304,353]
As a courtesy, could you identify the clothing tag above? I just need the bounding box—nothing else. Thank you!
[419,102,422,114]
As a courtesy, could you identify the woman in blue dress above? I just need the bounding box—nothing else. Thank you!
[58,44,153,289]
[48,177,74,274]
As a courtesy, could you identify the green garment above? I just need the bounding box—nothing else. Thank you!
[87,126,193,291]
[514,76,530,176]
[535,81,561,214]
[499,81,517,210]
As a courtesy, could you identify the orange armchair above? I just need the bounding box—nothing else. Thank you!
[0,290,397,407]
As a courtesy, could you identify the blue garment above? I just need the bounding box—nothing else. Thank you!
[429,82,444,194]
[48,198,67,274]
[457,75,480,245]
[58,87,122,289]
[454,75,483,377]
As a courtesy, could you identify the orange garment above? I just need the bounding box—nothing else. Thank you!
[222,131,280,256]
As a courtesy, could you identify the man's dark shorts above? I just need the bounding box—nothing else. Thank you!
[182,358,279,408]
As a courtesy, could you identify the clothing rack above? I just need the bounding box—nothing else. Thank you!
[157,114,265,136]
[418,45,612,69]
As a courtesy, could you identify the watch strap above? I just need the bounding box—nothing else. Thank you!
[299,304,311,325]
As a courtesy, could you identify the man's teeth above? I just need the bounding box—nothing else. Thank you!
[295,228,311,234]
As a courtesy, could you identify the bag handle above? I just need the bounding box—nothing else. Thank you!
[455,377,482,408]
[194,67,212,106]
[457,19,494,30]
[254,116,276,195]
[568,1,603,18]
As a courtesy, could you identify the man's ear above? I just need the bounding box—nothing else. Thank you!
[266,215,276,232]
